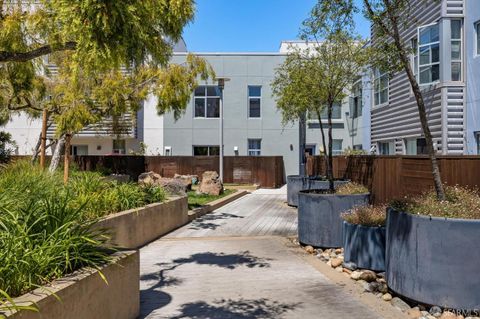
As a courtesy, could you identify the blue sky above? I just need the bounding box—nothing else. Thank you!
[182,0,371,52]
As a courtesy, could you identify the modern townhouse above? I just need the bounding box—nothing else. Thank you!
[3,41,368,176]
[370,0,480,155]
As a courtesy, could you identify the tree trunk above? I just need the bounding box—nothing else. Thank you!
[388,15,446,200]
[31,132,42,164]
[316,109,329,178]
[49,135,65,173]
[40,109,48,169]
[63,134,72,184]
[327,103,334,192]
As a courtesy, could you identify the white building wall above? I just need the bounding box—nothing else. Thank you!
[3,114,43,155]
[142,95,165,155]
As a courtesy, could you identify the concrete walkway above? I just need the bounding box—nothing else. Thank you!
[139,189,400,319]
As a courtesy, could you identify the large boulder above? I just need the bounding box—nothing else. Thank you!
[138,171,162,186]
[197,171,223,196]
[138,171,187,196]
[173,174,198,191]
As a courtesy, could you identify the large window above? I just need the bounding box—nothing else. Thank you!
[451,20,462,81]
[475,21,480,56]
[193,145,219,156]
[248,139,261,156]
[418,23,440,85]
[405,138,428,155]
[374,69,388,106]
[248,86,261,118]
[350,78,363,118]
[194,86,220,118]
[332,139,343,156]
[308,102,342,120]
[378,141,394,155]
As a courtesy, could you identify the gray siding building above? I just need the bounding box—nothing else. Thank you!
[370,0,480,155]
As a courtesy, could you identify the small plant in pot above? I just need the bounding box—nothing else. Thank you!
[387,186,480,310]
[298,182,370,248]
[341,205,386,272]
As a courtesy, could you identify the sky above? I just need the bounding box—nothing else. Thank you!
[182,0,371,52]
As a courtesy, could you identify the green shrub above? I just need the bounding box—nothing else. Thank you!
[342,205,386,227]
[336,182,369,195]
[0,191,110,298]
[390,185,480,219]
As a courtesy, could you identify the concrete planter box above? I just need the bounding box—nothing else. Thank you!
[287,175,348,207]
[343,221,386,271]
[4,251,139,319]
[386,208,480,310]
[298,190,369,248]
[95,196,188,249]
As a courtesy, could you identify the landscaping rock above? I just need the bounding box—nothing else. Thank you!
[197,171,223,196]
[430,306,443,317]
[407,307,422,318]
[342,268,352,275]
[350,270,363,280]
[334,248,343,254]
[359,270,377,282]
[342,261,357,271]
[382,293,393,301]
[305,245,315,254]
[364,281,381,293]
[391,297,411,312]
[138,171,162,185]
[173,174,197,190]
[331,257,343,268]
[335,266,343,273]
[158,178,188,196]
[440,312,458,319]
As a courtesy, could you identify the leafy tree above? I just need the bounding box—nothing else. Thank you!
[0,131,16,163]
[273,0,367,191]
[358,0,445,200]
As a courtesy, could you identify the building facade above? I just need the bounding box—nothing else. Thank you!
[2,41,367,176]
[370,0,480,155]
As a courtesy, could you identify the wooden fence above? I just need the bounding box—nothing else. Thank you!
[307,155,480,204]
[73,155,285,188]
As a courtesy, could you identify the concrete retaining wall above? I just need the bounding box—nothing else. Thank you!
[96,196,188,249]
[5,251,139,319]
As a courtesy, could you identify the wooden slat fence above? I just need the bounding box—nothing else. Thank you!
[307,155,480,204]
[71,155,284,188]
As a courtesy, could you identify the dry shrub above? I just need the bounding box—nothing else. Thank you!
[390,185,480,220]
[336,182,369,195]
[342,205,386,227]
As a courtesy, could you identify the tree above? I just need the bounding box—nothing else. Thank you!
[45,52,213,182]
[273,0,367,191]
[358,0,446,200]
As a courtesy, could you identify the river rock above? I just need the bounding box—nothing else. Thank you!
[391,297,411,312]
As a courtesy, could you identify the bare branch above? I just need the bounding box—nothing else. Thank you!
[0,42,76,63]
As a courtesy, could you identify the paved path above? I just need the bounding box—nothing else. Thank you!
[139,188,394,319]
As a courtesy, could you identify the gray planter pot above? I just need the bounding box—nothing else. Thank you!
[343,221,386,272]
[386,208,480,310]
[298,191,369,248]
[287,175,348,207]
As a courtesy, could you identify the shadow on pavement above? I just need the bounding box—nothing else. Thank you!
[169,298,300,319]
[188,212,244,230]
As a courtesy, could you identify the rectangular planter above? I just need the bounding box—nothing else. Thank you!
[95,196,188,249]
[3,251,139,319]
[188,190,248,221]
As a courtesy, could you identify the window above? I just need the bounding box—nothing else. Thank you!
[418,23,440,85]
[405,138,428,155]
[378,141,394,155]
[475,21,480,56]
[451,20,462,81]
[332,139,343,156]
[71,145,88,156]
[193,145,219,156]
[476,132,480,155]
[350,78,363,118]
[248,139,261,156]
[194,86,220,118]
[374,69,389,106]
[112,139,126,154]
[248,86,261,118]
[411,38,418,79]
